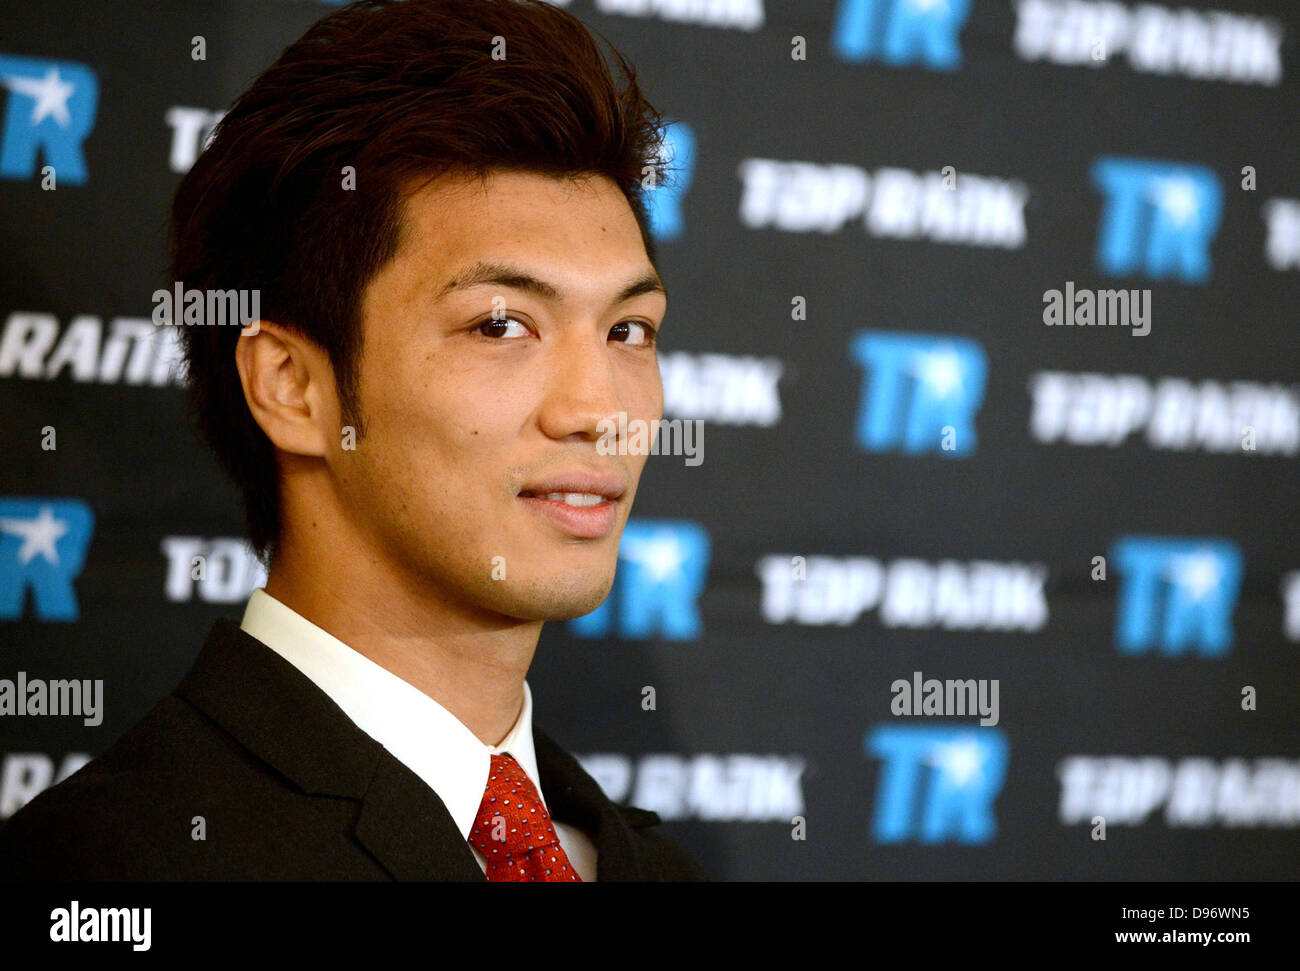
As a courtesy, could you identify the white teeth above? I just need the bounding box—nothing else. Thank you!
[536,492,606,506]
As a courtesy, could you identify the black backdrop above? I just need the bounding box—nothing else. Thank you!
[2,0,1298,880]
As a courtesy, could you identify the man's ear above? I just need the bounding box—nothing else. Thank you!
[234,320,337,458]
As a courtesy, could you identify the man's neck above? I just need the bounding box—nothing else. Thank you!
[262,544,543,747]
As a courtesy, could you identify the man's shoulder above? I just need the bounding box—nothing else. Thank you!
[0,695,214,880]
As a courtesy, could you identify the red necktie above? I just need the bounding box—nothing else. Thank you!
[468,752,582,881]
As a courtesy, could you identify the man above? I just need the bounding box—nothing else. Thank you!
[0,0,704,882]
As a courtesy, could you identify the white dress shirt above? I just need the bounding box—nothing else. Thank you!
[239,588,597,880]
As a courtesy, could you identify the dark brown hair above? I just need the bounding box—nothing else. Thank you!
[171,0,667,560]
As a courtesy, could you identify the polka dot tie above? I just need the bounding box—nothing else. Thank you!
[468,752,582,882]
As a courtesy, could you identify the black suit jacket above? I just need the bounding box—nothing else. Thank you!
[0,619,705,881]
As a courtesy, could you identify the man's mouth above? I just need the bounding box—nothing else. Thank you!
[519,491,609,507]
[517,473,626,538]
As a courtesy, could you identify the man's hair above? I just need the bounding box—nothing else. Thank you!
[170,0,667,561]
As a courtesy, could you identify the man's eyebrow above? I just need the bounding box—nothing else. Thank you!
[435,260,667,304]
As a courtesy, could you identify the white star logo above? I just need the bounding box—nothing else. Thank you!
[928,738,985,788]
[1171,551,1221,602]
[913,350,964,399]
[622,533,689,582]
[3,67,76,128]
[0,506,68,565]
[1153,177,1200,227]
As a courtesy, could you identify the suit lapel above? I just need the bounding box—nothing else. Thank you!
[533,726,663,881]
[353,756,484,881]
[175,619,483,881]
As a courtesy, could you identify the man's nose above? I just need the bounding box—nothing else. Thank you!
[536,328,626,442]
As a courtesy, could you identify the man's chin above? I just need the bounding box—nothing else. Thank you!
[488,568,617,623]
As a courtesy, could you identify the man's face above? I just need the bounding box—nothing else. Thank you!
[338,170,665,622]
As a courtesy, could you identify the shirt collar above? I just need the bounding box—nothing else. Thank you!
[238,587,544,842]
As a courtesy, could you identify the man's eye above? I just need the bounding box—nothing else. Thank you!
[475,316,531,339]
[610,320,658,346]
